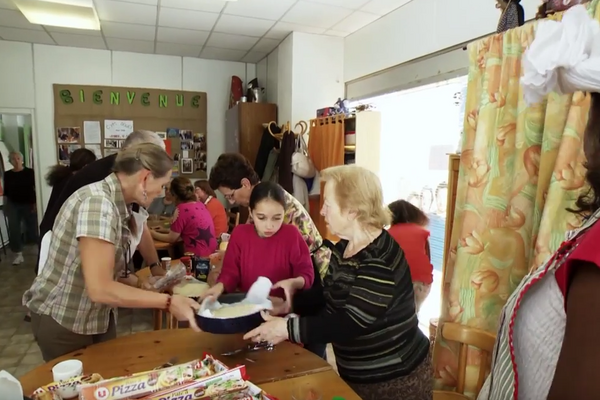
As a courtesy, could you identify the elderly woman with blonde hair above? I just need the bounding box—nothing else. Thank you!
[244,165,432,400]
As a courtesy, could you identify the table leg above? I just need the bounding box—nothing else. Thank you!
[154,310,163,330]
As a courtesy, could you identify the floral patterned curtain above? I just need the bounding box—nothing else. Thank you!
[433,1,600,396]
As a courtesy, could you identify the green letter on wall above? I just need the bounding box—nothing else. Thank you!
[176,94,184,107]
[93,90,103,105]
[191,95,200,108]
[159,94,167,108]
[60,90,73,104]
[110,91,120,105]
[141,92,150,106]
[79,89,85,103]
[127,91,136,104]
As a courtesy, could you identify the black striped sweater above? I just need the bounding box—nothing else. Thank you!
[287,230,430,384]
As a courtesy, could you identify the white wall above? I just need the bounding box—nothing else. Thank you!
[256,57,268,102]
[277,35,294,124]
[1,114,19,153]
[266,47,279,106]
[344,0,541,82]
[0,40,256,213]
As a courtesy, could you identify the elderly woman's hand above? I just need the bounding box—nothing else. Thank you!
[243,311,289,344]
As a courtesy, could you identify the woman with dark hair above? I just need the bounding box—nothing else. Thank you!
[387,200,433,312]
[200,181,314,307]
[496,0,525,33]
[45,148,97,213]
[480,7,600,399]
[151,176,217,257]
[194,179,227,238]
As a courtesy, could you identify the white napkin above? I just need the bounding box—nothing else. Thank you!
[199,276,273,318]
[0,370,23,400]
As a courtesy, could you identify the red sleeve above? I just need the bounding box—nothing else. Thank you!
[212,201,228,238]
[288,226,314,289]
[217,225,243,293]
[556,221,600,299]
[170,205,184,234]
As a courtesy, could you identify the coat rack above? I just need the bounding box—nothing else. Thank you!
[264,120,308,141]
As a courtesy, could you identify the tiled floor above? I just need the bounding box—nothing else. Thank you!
[0,245,338,379]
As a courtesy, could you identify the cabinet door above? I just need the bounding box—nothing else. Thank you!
[238,103,277,166]
[225,105,240,154]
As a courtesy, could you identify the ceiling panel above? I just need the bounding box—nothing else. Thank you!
[95,0,157,25]
[110,0,158,4]
[160,0,225,13]
[0,0,17,10]
[200,46,247,62]
[265,21,325,39]
[332,11,379,33]
[0,27,54,44]
[223,0,296,21]
[242,51,268,63]
[214,15,274,37]
[206,32,259,51]
[360,0,413,16]
[155,42,202,57]
[158,7,219,31]
[0,9,43,30]
[106,37,155,53]
[252,37,281,53]
[50,32,106,49]
[101,21,156,41]
[157,27,209,46]
[282,2,353,29]
[301,0,370,9]
[45,25,102,36]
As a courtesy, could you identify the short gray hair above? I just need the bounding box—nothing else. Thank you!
[9,151,22,159]
[122,130,165,150]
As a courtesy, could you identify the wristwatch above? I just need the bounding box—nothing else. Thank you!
[148,261,160,269]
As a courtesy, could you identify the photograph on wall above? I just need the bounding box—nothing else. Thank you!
[104,139,123,149]
[179,130,193,141]
[174,153,180,161]
[104,120,133,139]
[167,128,180,138]
[58,144,81,164]
[85,144,103,159]
[172,161,179,173]
[181,158,193,174]
[57,127,81,143]
[193,133,206,148]
[181,141,192,151]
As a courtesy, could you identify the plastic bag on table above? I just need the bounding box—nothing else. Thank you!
[152,261,186,292]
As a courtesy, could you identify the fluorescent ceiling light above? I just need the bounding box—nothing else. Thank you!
[12,0,100,30]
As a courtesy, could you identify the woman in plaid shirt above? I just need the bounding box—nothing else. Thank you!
[23,143,200,362]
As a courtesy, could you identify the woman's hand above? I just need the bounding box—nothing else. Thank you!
[200,282,224,302]
[272,277,304,312]
[243,311,289,344]
[169,295,201,332]
[268,296,290,316]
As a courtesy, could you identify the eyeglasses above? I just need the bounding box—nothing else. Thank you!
[223,188,237,200]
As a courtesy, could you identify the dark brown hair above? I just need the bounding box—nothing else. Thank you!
[46,148,96,187]
[570,92,600,216]
[388,199,429,226]
[194,179,216,197]
[208,153,259,190]
[170,176,197,203]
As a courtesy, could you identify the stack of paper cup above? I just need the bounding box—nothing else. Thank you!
[52,359,83,399]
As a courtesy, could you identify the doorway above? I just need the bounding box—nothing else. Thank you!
[353,76,468,331]
[0,110,40,260]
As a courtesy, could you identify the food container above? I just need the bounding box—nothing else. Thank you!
[194,257,210,283]
[195,293,264,334]
[181,256,193,276]
[344,131,356,145]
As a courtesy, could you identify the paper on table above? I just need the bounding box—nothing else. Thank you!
[83,121,101,143]
[0,370,23,400]
[199,276,273,318]
[104,120,134,139]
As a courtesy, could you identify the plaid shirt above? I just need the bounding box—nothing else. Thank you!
[23,173,131,335]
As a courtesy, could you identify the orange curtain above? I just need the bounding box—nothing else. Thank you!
[307,116,345,241]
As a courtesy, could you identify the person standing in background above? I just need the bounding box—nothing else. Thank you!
[194,180,228,239]
[496,0,525,33]
[387,200,434,313]
[4,151,38,265]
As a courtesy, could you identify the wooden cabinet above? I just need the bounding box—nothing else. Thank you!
[225,103,277,165]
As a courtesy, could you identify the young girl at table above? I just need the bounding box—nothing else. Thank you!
[387,199,433,312]
[202,181,314,301]
[150,176,217,257]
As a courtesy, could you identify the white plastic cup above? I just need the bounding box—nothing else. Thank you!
[161,257,172,270]
[52,359,83,399]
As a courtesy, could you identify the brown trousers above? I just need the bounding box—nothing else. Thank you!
[30,312,117,362]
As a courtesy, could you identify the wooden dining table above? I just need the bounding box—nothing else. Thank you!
[20,329,362,399]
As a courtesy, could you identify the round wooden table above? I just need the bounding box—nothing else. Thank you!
[19,330,360,398]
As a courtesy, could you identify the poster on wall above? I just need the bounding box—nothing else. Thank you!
[57,127,81,143]
[58,144,81,164]
[85,144,103,159]
[105,120,134,139]
[83,121,102,143]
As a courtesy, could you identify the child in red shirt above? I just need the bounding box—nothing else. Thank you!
[387,200,433,312]
[203,181,314,301]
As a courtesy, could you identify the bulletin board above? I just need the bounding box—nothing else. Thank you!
[53,84,209,178]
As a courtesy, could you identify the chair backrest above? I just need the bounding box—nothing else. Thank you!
[37,231,52,275]
[440,322,496,395]
[227,211,240,233]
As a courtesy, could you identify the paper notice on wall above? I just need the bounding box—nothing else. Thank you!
[83,121,102,144]
[104,120,134,139]
[182,150,189,158]
[85,144,103,159]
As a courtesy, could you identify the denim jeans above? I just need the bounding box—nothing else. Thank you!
[5,199,38,253]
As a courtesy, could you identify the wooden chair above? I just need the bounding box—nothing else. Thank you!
[433,322,496,400]
[227,210,240,233]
